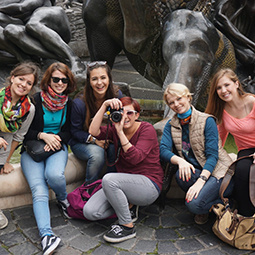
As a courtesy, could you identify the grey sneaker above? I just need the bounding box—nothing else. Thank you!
[103,224,136,243]
[130,205,139,223]
[0,210,8,229]
[41,234,61,255]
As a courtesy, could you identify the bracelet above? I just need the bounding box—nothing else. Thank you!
[199,175,208,182]
[121,141,129,147]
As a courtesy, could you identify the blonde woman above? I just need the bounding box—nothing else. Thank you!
[160,83,233,224]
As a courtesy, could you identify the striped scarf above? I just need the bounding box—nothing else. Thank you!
[0,86,31,133]
[41,86,68,112]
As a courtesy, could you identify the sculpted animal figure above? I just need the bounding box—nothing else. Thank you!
[82,0,236,109]
[0,0,85,76]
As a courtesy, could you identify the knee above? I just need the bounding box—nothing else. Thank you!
[102,173,115,188]
[185,199,205,214]
[46,171,65,185]
[83,204,98,221]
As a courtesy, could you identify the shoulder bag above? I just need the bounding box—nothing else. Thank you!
[211,155,255,250]
[24,108,65,162]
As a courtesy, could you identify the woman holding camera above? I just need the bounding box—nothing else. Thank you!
[70,61,122,184]
[84,96,164,243]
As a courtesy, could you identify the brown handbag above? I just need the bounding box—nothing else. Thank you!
[211,155,255,250]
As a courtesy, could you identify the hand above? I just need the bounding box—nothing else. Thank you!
[104,98,122,111]
[0,137,8,151]
[40,133,62,151]
[186,179,204,202]
[0,162,14,174]
[95,139,109,149]
[178,158,195,182]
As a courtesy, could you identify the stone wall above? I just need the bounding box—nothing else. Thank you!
[56,0,89,58]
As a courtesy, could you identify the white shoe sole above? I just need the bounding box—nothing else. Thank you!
[103,232,136,243]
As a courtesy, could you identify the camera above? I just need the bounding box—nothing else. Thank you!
[107,107,123,123]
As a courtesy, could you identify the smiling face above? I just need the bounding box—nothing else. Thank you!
[216,75,239,102]
[166,94,191,114]
[10,74,34,101]
[50,70,68,95]
[90,67,110,98]
[122,104,139,129]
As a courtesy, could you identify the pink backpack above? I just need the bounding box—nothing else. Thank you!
[67,179,102,220]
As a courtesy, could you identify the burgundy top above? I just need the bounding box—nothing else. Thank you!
[96,121,164,191]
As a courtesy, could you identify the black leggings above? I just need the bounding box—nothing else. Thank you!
[234,148,255,216]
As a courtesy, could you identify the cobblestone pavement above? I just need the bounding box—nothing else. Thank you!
[1,199,254,255]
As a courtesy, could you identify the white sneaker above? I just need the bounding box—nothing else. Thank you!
[41,234,61,255]
[0,210,8,229]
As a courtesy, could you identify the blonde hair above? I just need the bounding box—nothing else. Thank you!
[163,83,192,104]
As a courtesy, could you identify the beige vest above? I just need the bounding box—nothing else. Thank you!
[170,106,233,179]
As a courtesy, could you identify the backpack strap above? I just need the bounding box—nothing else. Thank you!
[219,155,253,205]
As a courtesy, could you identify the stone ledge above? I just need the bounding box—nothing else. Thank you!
[0,153,86,210]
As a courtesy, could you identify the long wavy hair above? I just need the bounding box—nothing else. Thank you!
[205,68,246,124]
[83,62,116,130]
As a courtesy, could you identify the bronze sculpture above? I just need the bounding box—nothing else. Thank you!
[0,0,85,77]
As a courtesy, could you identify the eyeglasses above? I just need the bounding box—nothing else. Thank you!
[87,61,107,68]
[51,77,69,84]
[126,110,137,116]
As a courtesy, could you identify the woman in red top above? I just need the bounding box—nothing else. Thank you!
[84,96,164,243]
[205,68,255,216]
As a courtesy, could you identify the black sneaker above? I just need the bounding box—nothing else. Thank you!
[103,224,136,243]
[130,205,139,223]
[57,200,72,219]
[41,235,61,255]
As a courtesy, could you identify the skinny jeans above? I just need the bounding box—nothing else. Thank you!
[21,145,68,237]
[176,168,234,214]
[83,172,159,225]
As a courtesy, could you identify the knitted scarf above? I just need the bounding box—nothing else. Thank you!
[41,86,68,112]
[0,86,31,133]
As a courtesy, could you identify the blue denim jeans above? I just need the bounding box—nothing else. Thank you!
[176,168,234,214]
[71,142,116,183]
[21,145,68,237]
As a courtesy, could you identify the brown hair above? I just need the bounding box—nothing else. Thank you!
[205,68,246,124]
[40,62,76,94]
[83,62,116,129]
[6,61,40,87]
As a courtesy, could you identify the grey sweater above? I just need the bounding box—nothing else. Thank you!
[0,104,35,165]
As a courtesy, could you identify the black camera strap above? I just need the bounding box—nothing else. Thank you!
[104,113,121,167]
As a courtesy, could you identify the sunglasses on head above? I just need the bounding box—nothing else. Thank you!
[126,110,137,116]
[51,77,69,84]
[87,61,107,68]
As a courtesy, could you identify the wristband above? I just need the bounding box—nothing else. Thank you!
[199,175,208,182]
[121,141,129,147]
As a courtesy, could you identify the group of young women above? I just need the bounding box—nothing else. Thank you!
[0,58,254,254]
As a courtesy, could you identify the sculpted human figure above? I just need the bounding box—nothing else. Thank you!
[0,0,85,76]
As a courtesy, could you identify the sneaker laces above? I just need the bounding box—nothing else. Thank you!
[110,225,123,235]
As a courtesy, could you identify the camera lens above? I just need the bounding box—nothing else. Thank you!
[111,111,122,123]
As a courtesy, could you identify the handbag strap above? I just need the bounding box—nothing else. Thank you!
[219,155,253,204]
[250,163,255,207]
